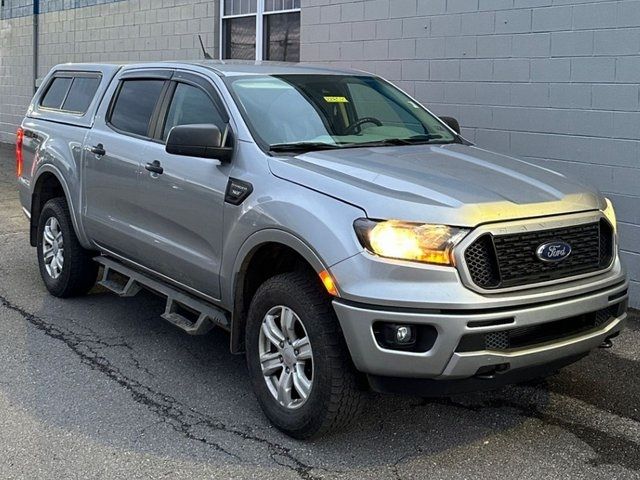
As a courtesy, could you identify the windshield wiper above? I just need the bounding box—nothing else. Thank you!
[269,134,448,153]
[269,142,344,153]
[354,134,446,147]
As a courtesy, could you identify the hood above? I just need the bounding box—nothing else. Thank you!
[268,143,604,227]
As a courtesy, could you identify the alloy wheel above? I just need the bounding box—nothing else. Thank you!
[258,305,314,409]
[43,216,64,279]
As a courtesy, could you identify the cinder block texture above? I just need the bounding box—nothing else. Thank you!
[300,0,640,307]
[0,0,218,143]
[0,14,33,145]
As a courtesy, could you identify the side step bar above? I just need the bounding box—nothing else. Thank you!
[95,256,230,335]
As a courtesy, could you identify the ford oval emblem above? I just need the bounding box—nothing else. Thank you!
[536,241,572,263]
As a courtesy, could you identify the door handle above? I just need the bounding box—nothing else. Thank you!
[90,144,106,156]
[145,160,164,175]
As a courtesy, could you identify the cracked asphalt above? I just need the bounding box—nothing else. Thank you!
[1,142,639,479]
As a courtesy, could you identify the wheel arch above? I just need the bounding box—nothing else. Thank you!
[228,229,329,354]
[30,165,88,248]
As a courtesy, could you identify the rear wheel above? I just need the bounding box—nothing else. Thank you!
[36,198,98,297]
[246,272,364,439]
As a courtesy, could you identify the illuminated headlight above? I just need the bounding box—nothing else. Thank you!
[602,197,617,232]
[354,219,469,266]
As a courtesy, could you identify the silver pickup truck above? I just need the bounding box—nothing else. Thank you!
[16,61,628,439]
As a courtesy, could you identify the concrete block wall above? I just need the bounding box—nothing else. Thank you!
[0,13,33,145]
[0,0,219,143]
[37,0,218,70]
[300,0,640,308]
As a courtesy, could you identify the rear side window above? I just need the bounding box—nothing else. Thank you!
[40,74,101,114]
[62,77,101,113]
[41,77,73,109]
[109,80,165,137]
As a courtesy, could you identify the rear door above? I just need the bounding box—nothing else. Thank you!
[83,69,172,261]
[134,71,232,300]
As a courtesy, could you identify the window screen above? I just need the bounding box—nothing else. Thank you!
[62,77,101,113]
[41,77,72,109]
[264,12,300,62]
[110,80,165,137]
[223,16,257,60]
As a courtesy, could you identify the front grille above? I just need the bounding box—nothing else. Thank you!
[464,219,614,290]
[456,304,622,353]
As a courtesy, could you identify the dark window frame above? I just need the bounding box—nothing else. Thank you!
[105,69,232,147]
[152,71,235,155]
[106,75,172,143]
[39,71,103,116]
[154,71,232,148]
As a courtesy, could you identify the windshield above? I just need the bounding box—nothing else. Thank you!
[226,74,457,151]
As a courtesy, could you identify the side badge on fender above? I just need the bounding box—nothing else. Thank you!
[225,178,253,205]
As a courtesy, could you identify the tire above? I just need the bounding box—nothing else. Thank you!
[245,272,364,439]
[36,197,98,298]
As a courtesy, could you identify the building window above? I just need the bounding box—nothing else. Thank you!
[221,0,301,62]
[224,15,257,60]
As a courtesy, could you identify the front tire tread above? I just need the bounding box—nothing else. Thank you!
[246,272,364,439]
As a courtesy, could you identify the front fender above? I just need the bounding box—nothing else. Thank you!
[220,174,366,353]
[220,177,367,309]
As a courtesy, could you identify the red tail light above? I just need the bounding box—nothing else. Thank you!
[16,127,24,178]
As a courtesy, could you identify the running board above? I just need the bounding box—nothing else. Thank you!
[95,256,230,335]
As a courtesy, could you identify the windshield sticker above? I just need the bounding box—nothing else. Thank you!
[324,96,349,103]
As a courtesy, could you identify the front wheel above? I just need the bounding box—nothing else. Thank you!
[245,272,364,439]
[36,198,98,297]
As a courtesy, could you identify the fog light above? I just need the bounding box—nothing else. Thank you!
[373,322,437,352]
[395,325,413,343]
[380,323,416,348]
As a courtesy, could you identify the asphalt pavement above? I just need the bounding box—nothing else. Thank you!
[0,143,639,479]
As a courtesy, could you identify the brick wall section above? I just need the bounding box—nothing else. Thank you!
[0,0,218,143]
[300,0,640,308]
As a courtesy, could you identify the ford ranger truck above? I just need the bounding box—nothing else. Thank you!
[16,62,628,439]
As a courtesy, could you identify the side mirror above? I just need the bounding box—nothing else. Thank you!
[166,124,233,162]
[439,116,461,135]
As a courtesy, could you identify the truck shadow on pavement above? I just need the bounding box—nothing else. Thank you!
[0,280,637,477]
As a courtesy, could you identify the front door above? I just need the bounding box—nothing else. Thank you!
[134,75,231,300]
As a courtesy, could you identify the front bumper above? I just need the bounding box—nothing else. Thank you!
[333,275,628,380]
